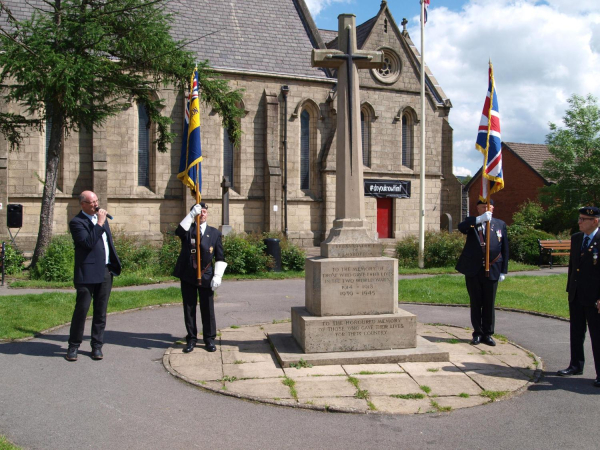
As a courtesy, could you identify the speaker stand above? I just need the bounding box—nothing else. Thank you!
[7,227,21,250]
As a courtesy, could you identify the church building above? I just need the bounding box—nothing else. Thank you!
[0,0,462,250]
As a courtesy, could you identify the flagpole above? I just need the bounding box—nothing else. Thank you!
[195,163,202,283]
[418,0,426,269]
[485,195,490,277]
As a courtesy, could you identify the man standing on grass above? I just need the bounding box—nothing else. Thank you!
[456,199,509,347]
[66,191,121,361]
[557,206,600,388]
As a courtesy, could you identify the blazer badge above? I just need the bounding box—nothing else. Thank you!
[209,246,214,254]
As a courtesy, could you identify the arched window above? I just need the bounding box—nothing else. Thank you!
[361,110,371,167]
[223,127,235,189]
[402,114,413,169]
[138,102,150,187]
[300,109,310,190]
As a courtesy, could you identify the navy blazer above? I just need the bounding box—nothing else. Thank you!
[455,216,509,281]
[567,231,600,305]
[173,223,224,287]
[69,212,121,284]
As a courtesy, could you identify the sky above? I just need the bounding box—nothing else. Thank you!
[306,0,600,176]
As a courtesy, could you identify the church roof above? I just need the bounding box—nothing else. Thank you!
[503,142,552,181]
[324,16,377,50]
[3,0,329,80]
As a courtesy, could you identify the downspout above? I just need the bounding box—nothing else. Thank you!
[281,85,290,237]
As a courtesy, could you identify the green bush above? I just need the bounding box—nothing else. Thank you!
[157,228,180,276]
[395,231,465,268]
[2,242,25,275]
[509,228,556,265]
[510,200,545,237]
[281,240,306,271]
[112,233,157,273]
[31,234,75,282]
[222,233,269,275]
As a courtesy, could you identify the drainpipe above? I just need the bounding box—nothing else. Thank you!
[281,85,290,237]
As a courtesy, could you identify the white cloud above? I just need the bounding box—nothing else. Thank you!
[304,0,354,18]
[453,166,473,176]
[409,0,600,175]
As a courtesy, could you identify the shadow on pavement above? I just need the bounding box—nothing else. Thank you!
[528,373,600,395]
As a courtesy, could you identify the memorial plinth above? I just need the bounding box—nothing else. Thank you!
[268,13,447,367]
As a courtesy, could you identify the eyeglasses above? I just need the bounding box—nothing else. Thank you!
[82,200,98,204]
[578,217,596,222]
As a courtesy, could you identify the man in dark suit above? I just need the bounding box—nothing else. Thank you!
[174,202,226,353]
[456,199,509,346]
[66,191,121,361]
[557,206,600,387]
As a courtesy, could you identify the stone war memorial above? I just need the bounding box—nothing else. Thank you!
[268,15,447,367]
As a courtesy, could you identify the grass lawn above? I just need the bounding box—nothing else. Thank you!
[0,435,19,450]
[399,273,569,318]
[0,288,182,340]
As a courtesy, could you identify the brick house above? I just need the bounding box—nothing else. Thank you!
[465,142,552,224]
[0,0,462,250]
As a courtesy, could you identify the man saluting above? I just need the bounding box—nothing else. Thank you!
[456,199,509,347]
[174,203,227,353]
[557,206,600,388]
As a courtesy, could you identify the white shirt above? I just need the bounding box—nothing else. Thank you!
[82,211,110,265]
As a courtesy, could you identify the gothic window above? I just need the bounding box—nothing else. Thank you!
[137,102,150,187]
[300,109,310,190]
[223,127,235,189]
[361,110,371,167]
[402,114,414,169]
[372,48,401,85]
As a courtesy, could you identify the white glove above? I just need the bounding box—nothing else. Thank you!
[476,211,492,224]
[211,261,228,290]
[499,274,506,282]
[179,205,203,231]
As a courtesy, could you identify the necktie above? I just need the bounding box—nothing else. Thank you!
[582,236,590,251]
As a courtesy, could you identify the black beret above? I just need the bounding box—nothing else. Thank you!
[579,206,599,217]
[189,202,208,211]
[477,199,494,206]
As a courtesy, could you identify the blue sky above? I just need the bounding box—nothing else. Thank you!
[307,0,600,176]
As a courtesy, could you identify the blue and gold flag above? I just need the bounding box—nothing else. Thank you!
[177,69,202,196]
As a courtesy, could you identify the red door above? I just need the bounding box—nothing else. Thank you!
[377,198,393,239]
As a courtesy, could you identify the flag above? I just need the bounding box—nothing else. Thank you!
[476,61,503,201]
[422,0,430,24]
[177,68,203,197]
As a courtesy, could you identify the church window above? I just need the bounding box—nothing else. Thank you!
[223,127,235,189]
[300,109,310,190]
[44,102,63,191]
[137,102,150,187]
[384,18,388,33]
[372,48,401,85]
[361,110,371,167]
[402,114,413,169]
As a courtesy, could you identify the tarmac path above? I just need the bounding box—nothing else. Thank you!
[1,273,599,449]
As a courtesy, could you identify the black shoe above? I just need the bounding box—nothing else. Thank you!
[470,336,481,345]
[183,341,196,353]
[481,336,496,347]
[556,366,583,376]
[65,347,78,361]
[594,378,600,387]
[205,341,216,352]
[91,348,103,360]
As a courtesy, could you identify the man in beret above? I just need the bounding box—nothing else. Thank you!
[557,206,600,387]
[456,199,509,346]
[173,202,227,353]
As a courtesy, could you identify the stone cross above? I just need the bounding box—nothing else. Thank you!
[312,15,382,253]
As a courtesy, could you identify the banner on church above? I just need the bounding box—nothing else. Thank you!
[364,179,411,198]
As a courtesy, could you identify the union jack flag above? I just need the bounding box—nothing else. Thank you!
[422,0,430,24]
[476,61,504,201]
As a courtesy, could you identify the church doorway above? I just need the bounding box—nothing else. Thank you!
[376,198,393,239]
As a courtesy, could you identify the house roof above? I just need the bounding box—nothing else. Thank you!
[465,142,552,189]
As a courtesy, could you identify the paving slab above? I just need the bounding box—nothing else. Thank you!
[164,322,542,415]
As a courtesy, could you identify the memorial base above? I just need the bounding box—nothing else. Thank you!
[269,332,449,368]
[292,306,417,353]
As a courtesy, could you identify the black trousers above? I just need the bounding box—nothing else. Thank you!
[68,267,113,349]
[465,271,498,338]
[181,280,216,344]
[569,297,600,376]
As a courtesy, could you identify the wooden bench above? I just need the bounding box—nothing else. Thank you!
[538,239,571,268]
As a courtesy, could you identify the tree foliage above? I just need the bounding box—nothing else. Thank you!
[0,0,243,268]
[541,94,600,215]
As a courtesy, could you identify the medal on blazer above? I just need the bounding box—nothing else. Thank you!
[593,246,598,265]
[496,229,502,242]
[209,246,213,254]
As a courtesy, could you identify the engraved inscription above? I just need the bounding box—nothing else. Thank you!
[315,316,408,337]
[321,263,394,298]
